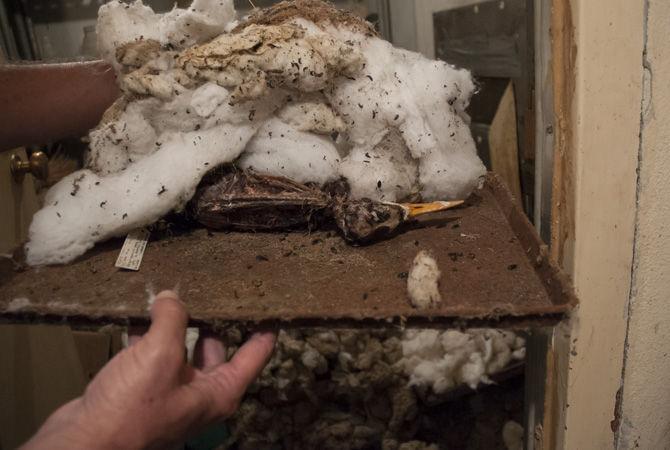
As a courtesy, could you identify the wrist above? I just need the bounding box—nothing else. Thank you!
[23,397,142,450]
[22,398,95,449]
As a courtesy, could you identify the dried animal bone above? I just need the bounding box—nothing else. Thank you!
[190,167,463,243]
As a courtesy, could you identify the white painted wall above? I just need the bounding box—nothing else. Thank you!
[617,1,670,448]
[560,0,645,448]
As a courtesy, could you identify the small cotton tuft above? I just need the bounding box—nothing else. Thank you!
[407,251,442,309]
[6,298,31,312]
[502,420,524,450]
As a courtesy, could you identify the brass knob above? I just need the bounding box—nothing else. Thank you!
[10,151,49,183]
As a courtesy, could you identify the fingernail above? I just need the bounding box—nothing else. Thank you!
[251,331,277,346]
[156,290,180,301]
[255,321,280,334]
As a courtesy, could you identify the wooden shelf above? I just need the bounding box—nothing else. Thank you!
[0,174,575,330]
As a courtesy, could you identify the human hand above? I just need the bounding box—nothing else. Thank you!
[22,290,276,449]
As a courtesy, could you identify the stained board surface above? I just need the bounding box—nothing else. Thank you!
[0,175,575,329]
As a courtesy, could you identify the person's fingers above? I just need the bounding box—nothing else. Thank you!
[216,331,276,393]
[171,331,275,422]
[193,335,226,371]
[144,290,188,351]
[127,325,147,346]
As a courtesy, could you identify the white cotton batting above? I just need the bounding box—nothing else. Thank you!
[323,29,486,201]
[26,0,487,265]
[276,95,346,135]
[26,124,257,265]
[6,298,31,312]
[502,421,524,450]
[399,329,526,393]
[339,128,419,202]
[238,118,341,185]
[97,0,236,70]
[407,251,442,309]
[190,82,231,117]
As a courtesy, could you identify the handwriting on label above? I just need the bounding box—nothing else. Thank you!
[115,229,150,271]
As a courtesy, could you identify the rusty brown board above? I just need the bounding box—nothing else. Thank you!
[0,174,576,330]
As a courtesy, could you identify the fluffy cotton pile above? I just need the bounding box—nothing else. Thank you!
[223,327,524,449]
[24,0,485,266]
[96,0,237,71]
[399,329,526,392]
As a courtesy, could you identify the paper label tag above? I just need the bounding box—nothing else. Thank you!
[115,229,150,271]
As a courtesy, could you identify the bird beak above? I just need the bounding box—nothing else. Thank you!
[399,200,465,218]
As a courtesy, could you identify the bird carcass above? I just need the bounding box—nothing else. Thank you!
[191,167,463,243]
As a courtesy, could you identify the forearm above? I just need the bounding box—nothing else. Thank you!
[20,293,275,450]
[0,61,119,152]
[21,397,143,450]
[21,398,94,449]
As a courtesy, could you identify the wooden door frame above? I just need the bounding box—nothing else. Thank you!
[538,0,645,448]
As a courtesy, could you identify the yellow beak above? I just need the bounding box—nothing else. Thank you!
[399,200,465,218]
